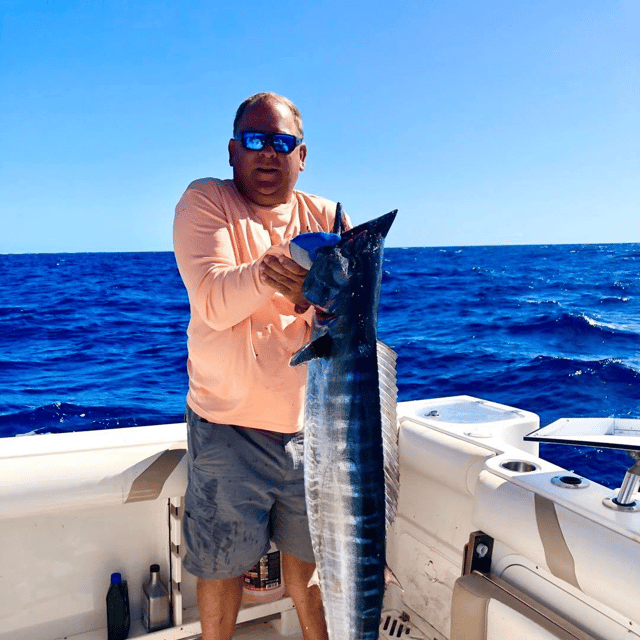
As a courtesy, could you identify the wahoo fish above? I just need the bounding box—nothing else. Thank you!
[290,206,399,640]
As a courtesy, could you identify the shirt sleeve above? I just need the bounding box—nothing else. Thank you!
[173,185,277,331]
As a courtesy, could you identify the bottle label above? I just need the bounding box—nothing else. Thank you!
[243,551,281,591]
[106,582,130,640]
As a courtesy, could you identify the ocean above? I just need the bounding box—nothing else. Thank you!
[1,244,639,489]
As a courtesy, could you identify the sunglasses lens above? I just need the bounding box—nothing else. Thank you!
[242,133,266,150]
[272,135,295,153]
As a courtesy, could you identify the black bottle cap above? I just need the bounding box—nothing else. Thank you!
[150,564,160,572]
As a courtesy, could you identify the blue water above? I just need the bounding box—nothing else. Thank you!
[1,245,639,489]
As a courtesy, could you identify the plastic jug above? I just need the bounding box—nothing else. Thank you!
[243,543,285,605]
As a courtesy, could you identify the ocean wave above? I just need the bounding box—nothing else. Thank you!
[598,296,631,305]
[508,310,639,341]
[527,354,640,378]
[0,402,183,438]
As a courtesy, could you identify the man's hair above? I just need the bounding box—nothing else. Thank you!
[233,92,304,138]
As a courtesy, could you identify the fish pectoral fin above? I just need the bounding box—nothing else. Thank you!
[290,333,334,366]
[385,565,403,591]
[307,567,321,589]
[290,342,316,366]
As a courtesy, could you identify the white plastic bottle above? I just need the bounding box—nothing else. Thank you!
[242,543,285,605]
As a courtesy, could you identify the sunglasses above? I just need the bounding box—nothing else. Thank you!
[234,131,303,154]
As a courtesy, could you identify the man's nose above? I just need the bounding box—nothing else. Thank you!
[259,141,277,156]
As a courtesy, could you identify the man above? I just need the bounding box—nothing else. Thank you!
[173,93,343,640]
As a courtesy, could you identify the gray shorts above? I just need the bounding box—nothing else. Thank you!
[182,405,315,580]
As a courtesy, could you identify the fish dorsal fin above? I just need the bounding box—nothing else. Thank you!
[332,202,344,234]
[377,340,399,529]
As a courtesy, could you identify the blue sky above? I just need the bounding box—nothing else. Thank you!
[1,0,638,252]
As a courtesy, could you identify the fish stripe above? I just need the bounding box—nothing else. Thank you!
[378,341,399,528]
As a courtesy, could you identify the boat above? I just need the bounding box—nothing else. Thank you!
[2,394,639,640]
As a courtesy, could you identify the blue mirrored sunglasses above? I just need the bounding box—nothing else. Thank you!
[235,131,303,154]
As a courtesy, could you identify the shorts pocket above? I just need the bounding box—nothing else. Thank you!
[182,508,215,567]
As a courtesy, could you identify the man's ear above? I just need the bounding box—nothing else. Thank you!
[228,139,236,166]
[298,143,307,172]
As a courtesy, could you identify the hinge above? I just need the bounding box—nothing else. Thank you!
[462,530,494,576]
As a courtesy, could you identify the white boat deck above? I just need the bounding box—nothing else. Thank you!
[59,600,303,640]
[3,396,640,640]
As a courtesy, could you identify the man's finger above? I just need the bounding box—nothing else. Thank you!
[261,263,297,289]
[264,254,308,277]
[278,255,309,277]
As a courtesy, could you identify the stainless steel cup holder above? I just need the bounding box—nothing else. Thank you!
[500,460,539,473]
[551,474,590,489]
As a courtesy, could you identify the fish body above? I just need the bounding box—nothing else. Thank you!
[291,209,398,640]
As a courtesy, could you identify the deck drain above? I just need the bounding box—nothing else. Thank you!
[380,610,425,640]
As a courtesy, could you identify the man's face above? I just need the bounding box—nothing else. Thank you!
[229,100,307,207]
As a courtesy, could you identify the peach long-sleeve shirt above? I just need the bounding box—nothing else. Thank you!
[173,178,341,432]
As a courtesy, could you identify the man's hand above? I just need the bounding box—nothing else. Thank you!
[259,254,311,314]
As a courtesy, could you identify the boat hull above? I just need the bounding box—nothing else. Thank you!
[1,396,639,640]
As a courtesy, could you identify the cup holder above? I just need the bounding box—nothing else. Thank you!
[551,475,589,489]
[500,460,539,473]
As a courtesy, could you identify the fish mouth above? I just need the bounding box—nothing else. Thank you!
[314,308,336,323]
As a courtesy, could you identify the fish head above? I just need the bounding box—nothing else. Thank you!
[303,210,397,319]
